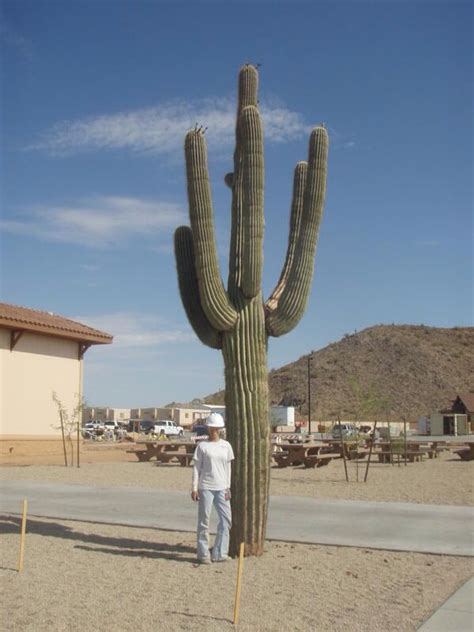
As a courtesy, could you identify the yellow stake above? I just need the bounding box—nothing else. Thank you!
[233,542,245,625]
[18,499,28,573]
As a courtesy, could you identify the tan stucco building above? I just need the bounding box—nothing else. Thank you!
[0,303,112,463]
[82,407,130,424]
[129,405,212,428]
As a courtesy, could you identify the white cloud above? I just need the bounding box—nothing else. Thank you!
[1,22,34,61]
[1,195,186,247]
[79,263,99,272]
[76,312,194,349]
[325,125,357,150]
[29,97,311,157]
[414,240,440,247]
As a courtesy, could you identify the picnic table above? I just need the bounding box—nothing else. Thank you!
[426,440,449,458]
[454,443,474,461]
[128,440,196,466]
[271,442,339,468]
[319,438,368,461]
[374,440,433,464]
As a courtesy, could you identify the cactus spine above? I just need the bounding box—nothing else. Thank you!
[174,65,328,557]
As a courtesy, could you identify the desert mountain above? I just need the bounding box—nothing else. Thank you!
[201,325,473,421]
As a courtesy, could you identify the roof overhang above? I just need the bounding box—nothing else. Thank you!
[0,317,113,346]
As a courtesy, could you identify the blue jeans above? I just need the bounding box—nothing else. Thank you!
[197,489,232,561]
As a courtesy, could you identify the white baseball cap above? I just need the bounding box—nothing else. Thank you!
[206,413,225,428]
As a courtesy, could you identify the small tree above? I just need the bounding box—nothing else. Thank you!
[347,377,393,480]
[51,392,84,467]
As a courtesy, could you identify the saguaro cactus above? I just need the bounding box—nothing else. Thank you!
[174,65,328,557]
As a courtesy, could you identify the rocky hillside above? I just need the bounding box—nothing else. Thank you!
[202,325,474,421]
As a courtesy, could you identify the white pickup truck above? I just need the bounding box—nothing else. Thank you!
[153,420,184,437]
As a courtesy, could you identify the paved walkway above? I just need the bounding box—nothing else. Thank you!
[1,480,473,556]
[416,577,473,631]
[1,480,472,630]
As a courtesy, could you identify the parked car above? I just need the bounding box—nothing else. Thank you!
[331,423,357,439]
[136,420,155,434]
[191,423,209,443]
[153,420,184,437]
[85,421,104,430]
[104,421,119,431]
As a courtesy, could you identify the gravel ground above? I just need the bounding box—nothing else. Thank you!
[1,445,472,631]
[1,515,472,632]
[2,448,472,506]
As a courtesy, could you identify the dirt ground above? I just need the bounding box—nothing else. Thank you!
[1,443,472,631]
[0,515,472,632]
[2,443,472,506]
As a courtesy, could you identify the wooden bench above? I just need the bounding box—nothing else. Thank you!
[272,451,291,468]
[127,449,149,461]
[454,447,474,461]
[427,447,446,459]
[302,455,333,468]
[128,446,194,465]
[155,451,194,466]
[377,450,426,464]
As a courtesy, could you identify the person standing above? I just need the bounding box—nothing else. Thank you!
[191,413,234,564]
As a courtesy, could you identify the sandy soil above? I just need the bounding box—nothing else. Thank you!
[2,447,472,506]
[1,446,473,630]
[0,515,472,632]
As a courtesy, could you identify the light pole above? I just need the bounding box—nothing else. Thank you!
[307,355,312,434]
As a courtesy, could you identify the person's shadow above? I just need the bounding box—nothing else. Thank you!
[0,514,196,564]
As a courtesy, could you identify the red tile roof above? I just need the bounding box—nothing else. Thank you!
[458,393,474,413]
[0,302,113,345]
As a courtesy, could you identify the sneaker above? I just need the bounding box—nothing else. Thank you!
[197,557,211,565]
[212,555,231,563]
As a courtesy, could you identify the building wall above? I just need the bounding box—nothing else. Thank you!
[0,329,82,438]
[202,404,226,422]
[112,408,130,422]
[270,406,295,426]
[127,407,208,427]
[82,407,109,422]
[430,412,469,436]
[174,408,209,427]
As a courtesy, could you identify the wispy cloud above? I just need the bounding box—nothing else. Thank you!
[1,195,186,247]
[79,263,99,272]
[29,97,312,157]
[1,22,34,61]
[325,125,357,150]
[413,240,440,247]
[75,312,194,349]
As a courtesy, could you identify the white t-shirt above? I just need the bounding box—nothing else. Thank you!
[192,439,234,491]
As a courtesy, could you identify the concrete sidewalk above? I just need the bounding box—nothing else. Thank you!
[1,480,473,556]
[416,577,473,632]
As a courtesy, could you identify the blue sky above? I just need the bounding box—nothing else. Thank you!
[1,1,472,407]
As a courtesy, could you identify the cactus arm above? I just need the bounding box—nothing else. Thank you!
[237,64,259,111]
[185,129,238,331]
[265,161,307,312]
[265,127,328,337]
[174,226,222,350]
[239,105,264,298]
[228,65,259,292]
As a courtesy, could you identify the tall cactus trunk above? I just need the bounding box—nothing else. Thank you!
[222,293,270,556]
[174,64,328,558]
